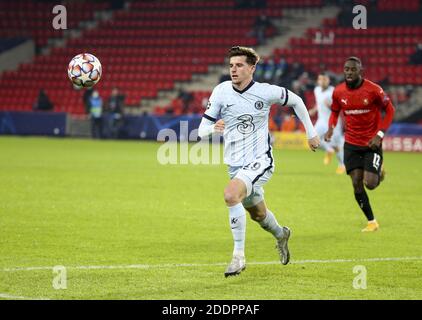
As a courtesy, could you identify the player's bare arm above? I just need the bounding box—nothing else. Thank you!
[324,126,334,142]
[308,105,318,117]
[325,98,340,142]
[214,119,225,133]
[368,88,395,150]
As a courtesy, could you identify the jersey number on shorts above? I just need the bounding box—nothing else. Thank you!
[237,114,255,134]
[372,153,381,170]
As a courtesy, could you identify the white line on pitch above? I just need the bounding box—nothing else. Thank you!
[1,256,421,272]
[0,293,50,300]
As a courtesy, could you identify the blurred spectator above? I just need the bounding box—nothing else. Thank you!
[273,57,288,82]
[297,72,313,91]
[291,80,306,101]
[289,62,305,80]
[219,69,231,83]
[104,87,125,139]
[178,89,194,114]
[278,61,305,88]
[410,43,422,65]
[89,90,103,139]
[281,114,296,132]
[271,107,284,130]
[33,89,53,111]
[252,14,274,45]
[405,84,415,98]
[254,59,266,81]
[317,63,342,84]
[263,58,276,81]
[83,87,94,114]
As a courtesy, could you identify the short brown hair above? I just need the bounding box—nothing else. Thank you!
[228,46,260,66]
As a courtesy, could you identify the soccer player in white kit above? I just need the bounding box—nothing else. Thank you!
[309,74,346,174]
[198,47,320,277]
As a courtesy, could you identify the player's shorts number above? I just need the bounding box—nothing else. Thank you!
[243,161,261,171]
[372,153,381,170]
[237,114,255,134]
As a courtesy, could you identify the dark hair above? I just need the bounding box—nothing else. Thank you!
[228,46,260,66]
[346,56,363,67]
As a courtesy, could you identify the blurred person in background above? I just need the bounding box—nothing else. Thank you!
[89,90,103,139]
[83,87,94,114]
[33,89,53,111]
[177,89,194,114]
[104,87,125,139]
[309,73,345,174]
[410,43,422,65]
[253,13,274,45]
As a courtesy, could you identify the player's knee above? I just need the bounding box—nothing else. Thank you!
[224,188,242,206]
[364,179,378,190]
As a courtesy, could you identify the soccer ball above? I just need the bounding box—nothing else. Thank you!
[67,53,102,88]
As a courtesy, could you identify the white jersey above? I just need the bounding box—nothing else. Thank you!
[204,80,288,167]
[314,85,334,124]
[313,85,344,149]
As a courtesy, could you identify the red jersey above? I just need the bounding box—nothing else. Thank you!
[329,79,395,147]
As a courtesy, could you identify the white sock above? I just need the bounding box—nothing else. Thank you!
[228,203,246,257]
[259,210,284,239]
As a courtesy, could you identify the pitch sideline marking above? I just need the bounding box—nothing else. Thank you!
[1,256,422,272]
[0,293,49,300]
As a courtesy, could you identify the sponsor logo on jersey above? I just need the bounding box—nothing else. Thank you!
[344,109,371,115]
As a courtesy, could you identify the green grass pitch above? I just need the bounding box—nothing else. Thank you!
[0,136,421,300]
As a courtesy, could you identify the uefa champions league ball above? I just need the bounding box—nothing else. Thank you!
[67,53,102,88]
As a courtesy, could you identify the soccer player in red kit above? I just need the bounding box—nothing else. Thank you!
[325,57,395,232]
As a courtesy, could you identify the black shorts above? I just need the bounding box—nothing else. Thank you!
[344,142,383,176]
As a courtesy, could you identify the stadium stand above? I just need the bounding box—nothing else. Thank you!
[0,1,109,47]
[0,0,284,114]
[0,1,110,114]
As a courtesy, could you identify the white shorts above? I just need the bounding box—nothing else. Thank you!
[315,119,345,150]
[228,156,274,208]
